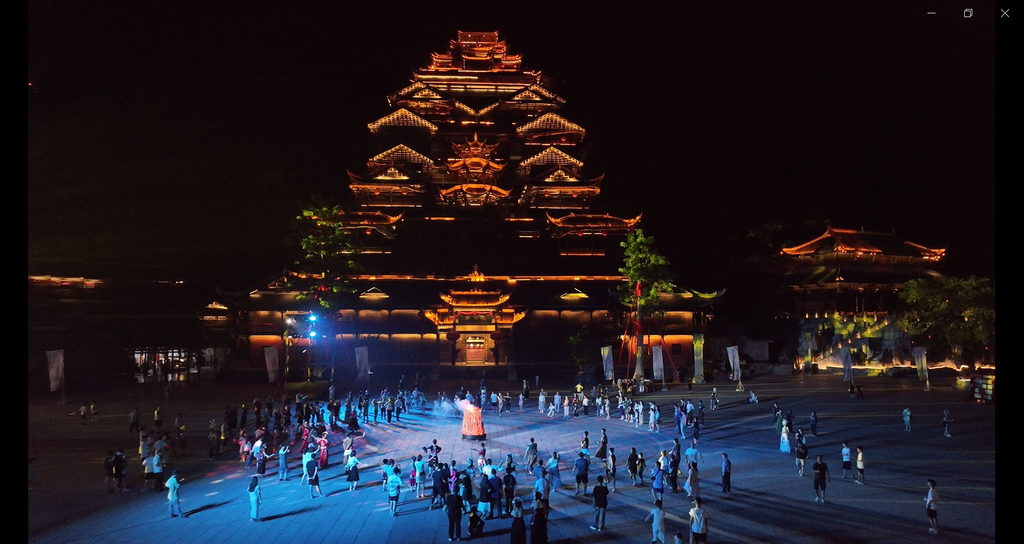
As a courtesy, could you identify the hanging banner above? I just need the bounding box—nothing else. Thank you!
[652,345,664,380]
[913,346,929,382]
[264,346,279,383]
[46,349,64,392]
[840,347,853,382]
[355,346,370,382]
[726,346,740,380]
[600,346,614,380]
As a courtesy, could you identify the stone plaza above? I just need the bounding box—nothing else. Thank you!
[28,373,995,543]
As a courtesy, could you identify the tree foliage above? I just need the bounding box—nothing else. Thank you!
[618,229,675,309]
[287,197,361,309]
[898,276,995,364]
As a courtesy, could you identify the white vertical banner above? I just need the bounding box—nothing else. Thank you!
[264,346,279,383]
[46,349,64,392]
[913,346,929,382]
[600,346,614,380]
[726,346,740,380]
[840,347,854,382]
[651,345,664,380]
[355,346,369,382]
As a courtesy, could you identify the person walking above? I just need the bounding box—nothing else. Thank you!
[721,453,731,493]
[651,461,666,501]
[812,455,831,503]
[248,476,262,522]
[903,407,912,432]
[925,479,939,534]
[855,446,865,484]
[165,469,185,517]
[683,462,701,498]
[590,475,609,531]
[942,410,953,437]
[645,499,667,544]
[346,453,362,491]
[688,497,708,543]
[544,452,562,492]
[524,438,539,475]
[795,441,809,477]
[627,447,639,486]
[445,482,465,541]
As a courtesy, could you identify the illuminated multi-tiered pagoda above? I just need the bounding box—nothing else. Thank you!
[206,32,721,378]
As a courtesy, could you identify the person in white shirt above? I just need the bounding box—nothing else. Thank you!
[644,499,666,544]
[166,470,185,518]
[688,497,708,543]
[925,479,939,534]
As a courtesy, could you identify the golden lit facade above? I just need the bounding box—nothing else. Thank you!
[206,32,720,373]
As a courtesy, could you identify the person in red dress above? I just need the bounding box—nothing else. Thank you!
[317,431,330,468]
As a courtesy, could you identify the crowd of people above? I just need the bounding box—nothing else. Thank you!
[93,375,955,540]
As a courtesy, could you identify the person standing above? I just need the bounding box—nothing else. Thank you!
[590,475,609,531]
[809,411,818,437]
[580,431,591,461]
[129,407,141,434]
[688,497,708,543]
[645,499,667,544]
[668,453,681,493]
[855,446,865,484]
[595,429,608,462]
[445,484,465,541]
[685,440,705,465]
[278,443,290,481]
[605,447,617,492]
[166,470,185,518]
[780,423,792,454]
[721,453,731,493]
[153,449,165,492]
[530,502,548,544]
[306,453,322,498]
[812,455,831,503]
[487,469,502,519]
[903,407,912,432]
[502,468,517,517]
[942,410,953,437]
[925,479,939,534]
[387,465,404,516]
[248,476,262,522]
[154,406,163,431]
[510,498,527,544]
[841,442,852,479]
[112,450,128,492]
[533,469,552,510]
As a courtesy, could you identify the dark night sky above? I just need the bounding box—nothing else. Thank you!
[29,2,996,305]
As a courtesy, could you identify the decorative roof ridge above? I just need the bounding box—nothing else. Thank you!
[516,112,585,135]
[520,147,583,169]
[368,108,439,134]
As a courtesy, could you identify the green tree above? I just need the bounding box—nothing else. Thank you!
[618,229,675,378]
[898,276,995,367]
[287,197,361,310]
[566,325,601,370]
